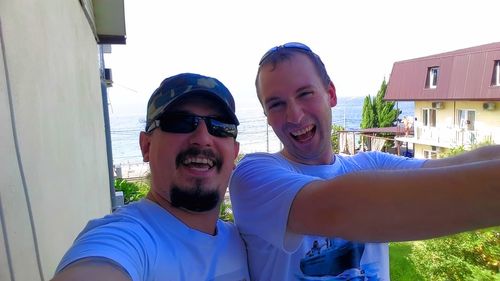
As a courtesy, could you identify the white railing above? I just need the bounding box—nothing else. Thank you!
[413,125,498,148]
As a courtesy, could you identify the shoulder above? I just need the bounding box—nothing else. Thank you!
[235,152,295,172]
[231,152,301,187]
[217,220,240,236]
[77,200,165,246]
[238,152,284,165]
[56,203,161,280]
[342,151,425,169]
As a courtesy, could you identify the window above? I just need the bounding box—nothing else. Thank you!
[457,109,475,130]
[422,108,436,127]
[426,67,439,89]
[423,150,438,159]
[492,60,500,86]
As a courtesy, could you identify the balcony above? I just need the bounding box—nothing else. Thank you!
[396,125,500,148]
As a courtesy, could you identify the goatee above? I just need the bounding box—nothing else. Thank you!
[170,181,220,212]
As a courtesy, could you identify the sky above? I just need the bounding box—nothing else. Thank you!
[105,0,500,115]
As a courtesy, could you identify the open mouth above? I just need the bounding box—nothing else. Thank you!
[290,124,316,142]
[176,147,222,172]
[182,156,215,171]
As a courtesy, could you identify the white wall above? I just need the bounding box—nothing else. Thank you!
[0,0,112,280]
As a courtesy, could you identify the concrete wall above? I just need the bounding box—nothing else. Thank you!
[415,100,500,131]
[414,101,500,158]
[0,1,112,280]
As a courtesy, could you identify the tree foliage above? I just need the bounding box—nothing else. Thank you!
[360,79,400,129]
[331,124,345,154]
[114,178,150,204]
[360,95,376,129]
[219,200,234,222]
[409,228,500,281]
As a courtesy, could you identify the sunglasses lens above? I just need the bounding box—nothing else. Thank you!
[209,119,238,138]
[158,114,237,138]
[159,114,196,133]
[259,42,312,65]
[282,42,311,51]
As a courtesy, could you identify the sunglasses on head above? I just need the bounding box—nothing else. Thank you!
[259,42,313,65]
[151,113,238,138]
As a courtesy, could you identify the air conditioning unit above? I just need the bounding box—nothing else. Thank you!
[104,68,113,87]
[483,102,496,111]
[431,102,444,109]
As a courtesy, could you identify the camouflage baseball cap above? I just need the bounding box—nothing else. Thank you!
[145,73,239,132]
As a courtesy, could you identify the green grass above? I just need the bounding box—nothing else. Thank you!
[389,242,423,281]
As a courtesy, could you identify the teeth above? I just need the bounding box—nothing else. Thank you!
[291,125,314,136]
[183,157,214,168]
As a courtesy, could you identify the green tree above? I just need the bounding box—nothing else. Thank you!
[360,79,400,129]
[360,95,375,129]
[331,124,345,153]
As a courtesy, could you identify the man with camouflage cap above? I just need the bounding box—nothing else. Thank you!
[53,73,250,281]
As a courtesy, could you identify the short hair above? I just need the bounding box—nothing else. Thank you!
[255,47,332,103]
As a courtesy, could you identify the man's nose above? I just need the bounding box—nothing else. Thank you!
[286,102,304,124]
[189,119,213,146]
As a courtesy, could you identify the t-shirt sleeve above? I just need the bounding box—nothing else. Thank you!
[55,219,152,281]
[352,151,426,170]
[229,153,319,252]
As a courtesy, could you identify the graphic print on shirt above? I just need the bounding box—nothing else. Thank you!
[297,238,380,281]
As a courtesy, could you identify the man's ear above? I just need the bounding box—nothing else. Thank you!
[233,140,240,168]
[139,132,151,162]
[328,81,337,108]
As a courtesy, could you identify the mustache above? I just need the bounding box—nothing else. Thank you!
[175,147,222,171]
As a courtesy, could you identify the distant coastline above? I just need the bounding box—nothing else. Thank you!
[110,97,414,166]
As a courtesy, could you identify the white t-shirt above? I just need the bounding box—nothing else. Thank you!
[56,199,250,281]
[230,151,425,281]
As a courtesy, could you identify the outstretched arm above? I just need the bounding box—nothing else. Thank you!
[288,159,500,242]
[51,258,130,281]
[423,145,500,168]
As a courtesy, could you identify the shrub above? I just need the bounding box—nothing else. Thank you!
[409,228,500,281]
[114,178,150,204]
[219,200,234,222]
[331,124,345,154]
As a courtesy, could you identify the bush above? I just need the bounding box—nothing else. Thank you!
[409,228,500,281]
[114,178,150,204]
[219,200,234,222]
[331,124,345,154]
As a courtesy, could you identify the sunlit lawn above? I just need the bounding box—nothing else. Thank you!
[389,242,423,281]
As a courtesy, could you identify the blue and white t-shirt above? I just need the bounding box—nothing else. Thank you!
[230,151,425,281]
[56,199,250,281]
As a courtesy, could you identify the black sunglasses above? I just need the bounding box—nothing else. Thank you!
[151,113,238,138]
[259,42,313,65]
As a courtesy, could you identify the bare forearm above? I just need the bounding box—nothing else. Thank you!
[289,159,500,242]
[424,145,500,167]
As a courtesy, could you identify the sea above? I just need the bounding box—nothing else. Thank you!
[110,97,414,166]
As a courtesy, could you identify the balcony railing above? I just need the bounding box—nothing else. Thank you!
[410,125,499,148]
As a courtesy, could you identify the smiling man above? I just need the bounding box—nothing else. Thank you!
[53,73,249,281]
[229,42,500,281]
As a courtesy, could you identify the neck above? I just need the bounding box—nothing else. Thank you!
[281,148,336,165]
[146,192,219,235]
